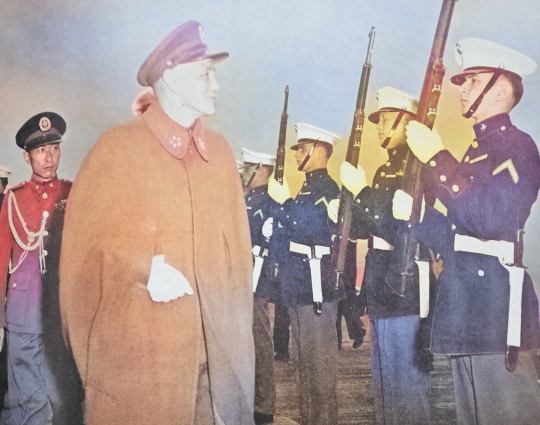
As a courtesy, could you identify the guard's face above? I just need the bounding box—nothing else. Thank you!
[24,143,61,182]
[173,58,219,118]
[459,72,496,120]
[240,164,258,188]
[294,142,317,172]
[377,111,407,150]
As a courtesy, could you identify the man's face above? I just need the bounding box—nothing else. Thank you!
[377,111,407,150]
[24,143,61,182]
[240,164,258,189]
[458,72,497,121]
[173,58,219,118]
[294,142,318,173]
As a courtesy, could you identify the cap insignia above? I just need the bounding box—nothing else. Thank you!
[198,25,206,43]
[39,117,51,132]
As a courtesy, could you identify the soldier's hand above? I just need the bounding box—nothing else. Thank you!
[147,255,194,302]
[0,328,4,351]
[262,217,274,238]
[405,121,444,163]
[327,198,340,223]
[340,162,367,197]
[268,174,291,204]
[392,190,426,222]
[392,189,413,221]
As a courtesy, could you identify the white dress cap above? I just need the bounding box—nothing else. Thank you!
[0,165,11,179]
[291,122,340,150]
[368,86,419,123]
[451,37,538,85]
[241,147,276,166]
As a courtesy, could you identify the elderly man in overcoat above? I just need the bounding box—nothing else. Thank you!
[59,21,255,425]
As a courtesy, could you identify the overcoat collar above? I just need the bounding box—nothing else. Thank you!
[141,101,209,162]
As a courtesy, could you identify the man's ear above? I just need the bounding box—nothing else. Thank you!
[495,78,512,104]
[23,151,30,165]
[162,68,180,93]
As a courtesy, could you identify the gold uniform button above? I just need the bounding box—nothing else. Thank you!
[429,160,437,167]
[452,185,459,192]
[471,141,479,149]
[380,172,386,177]
[478,270,485,277]
[464,156,470,162]
[386,161,391,167]
[42,193,48,199]
[43,231,49,236]
[12,283,17,288]
[440,175,447,182]
[374,183,379,189]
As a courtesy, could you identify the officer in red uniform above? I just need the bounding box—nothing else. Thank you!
[0,112,74,424]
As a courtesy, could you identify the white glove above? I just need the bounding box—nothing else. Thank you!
[392,190,426,222]
[340,162,367,197]
[268,174,291,204]
[327,198,340,224]
[147,255,193,302]
[405,121,444,163]
[262,217,274,238]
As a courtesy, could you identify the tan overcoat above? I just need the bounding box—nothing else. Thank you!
[59,107,255,424]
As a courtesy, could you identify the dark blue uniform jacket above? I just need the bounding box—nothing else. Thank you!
[350,146,428,319]
[417,113,540,355]
[271,168,340,307]
[245,185,281,302]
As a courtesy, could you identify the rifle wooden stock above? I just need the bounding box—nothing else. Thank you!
[275,86,289,185]
[330,27,375,291]
[386,0,457,296]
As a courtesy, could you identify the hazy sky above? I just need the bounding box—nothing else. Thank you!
[1,0,540,275]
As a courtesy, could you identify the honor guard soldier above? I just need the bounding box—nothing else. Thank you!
[268,122,341,425]
[394,38,540,424]
[240,147,278,425]
[0,112,73,424]
[59,21,255,425]
[337,87,433,425]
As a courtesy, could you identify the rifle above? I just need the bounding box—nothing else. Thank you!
[385,0,457,297]
[275,86,289,185]
[330,27,376,293]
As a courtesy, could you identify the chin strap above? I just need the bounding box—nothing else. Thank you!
[463,70,502,119]
[243,163,262,189]
[297,142,318,172]
[381,108,406,149]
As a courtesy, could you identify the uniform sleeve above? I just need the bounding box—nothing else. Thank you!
[286,187,339,246]
[423,138,540,240]
[350,186,399,242]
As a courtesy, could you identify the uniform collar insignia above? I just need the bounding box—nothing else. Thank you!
[473,113,512,141]
[142,101,209,162]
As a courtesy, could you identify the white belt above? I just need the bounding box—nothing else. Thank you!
[289,241,330,303]
[454,234,523,347]
[252,245,268,293]
[371,236,394,251]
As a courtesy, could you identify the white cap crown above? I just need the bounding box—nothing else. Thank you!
[241,147,276,166]
[293,122,340,148]
[451,37,537,85]
[368,86,419,123]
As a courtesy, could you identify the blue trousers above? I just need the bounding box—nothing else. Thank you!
[370,315,431,425]
[451,353,540,425]
[289,301,338,425]
[1,332,54,425]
